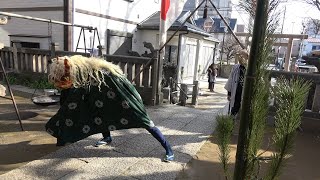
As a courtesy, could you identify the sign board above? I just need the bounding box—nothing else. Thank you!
[203,17,214,33]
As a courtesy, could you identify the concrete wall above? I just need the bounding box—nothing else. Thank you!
[0,0,64,49]
[73,0,160,53]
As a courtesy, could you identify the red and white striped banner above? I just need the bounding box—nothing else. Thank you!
[160,0,187,47]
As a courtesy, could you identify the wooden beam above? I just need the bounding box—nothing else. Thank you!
[273,42,288,46]
[235,32,308,39]
[284,38,293,71]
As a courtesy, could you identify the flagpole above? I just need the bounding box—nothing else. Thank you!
[158,19,166,104]
[157,0,206,104]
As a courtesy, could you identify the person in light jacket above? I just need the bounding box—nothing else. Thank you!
[224,50,249,116]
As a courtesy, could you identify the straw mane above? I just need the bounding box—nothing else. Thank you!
[48,55,123,89]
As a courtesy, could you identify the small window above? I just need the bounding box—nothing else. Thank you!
[20,42,40,48]
[312,45,317,50]
[220,21,225,28]
[11,41,40,48]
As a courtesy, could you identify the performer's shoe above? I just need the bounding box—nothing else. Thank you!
[163,154,174,162]
[94,137,112,147]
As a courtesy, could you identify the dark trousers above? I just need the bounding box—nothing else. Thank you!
[102,126,173,155]
[208,82,215,92]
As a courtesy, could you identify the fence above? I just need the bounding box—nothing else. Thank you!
[269,70,320,120]
[0,46,157,105]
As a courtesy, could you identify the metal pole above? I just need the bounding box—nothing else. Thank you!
[208,0,246,49]
[0,11,94,30]
[219,30,226,75]
[0,57,24,131]
[233,0,268,179]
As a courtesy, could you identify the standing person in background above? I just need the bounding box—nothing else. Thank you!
[224,50,249,117]
[207,64,218,92]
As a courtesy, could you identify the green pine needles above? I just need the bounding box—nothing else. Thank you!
[265,78,311,180]
[216,115,234,180]
[215,0,312,179]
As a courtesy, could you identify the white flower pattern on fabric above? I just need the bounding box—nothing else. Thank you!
[107,91,116,99]
[95,100,104,108]
[56,121,60,127]
[120,118,128,125]
[46,128,54,135]
[94,117,102,125]
[68,103,77,110]
[121,100,130,109]
[82,125,90,134]
[108,125,116,131]
[65,119,74,127]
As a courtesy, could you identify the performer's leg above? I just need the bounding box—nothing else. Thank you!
[146,126,174,162]
[209,83,214,92]
[95,130,112,147]
[56,138,66,146]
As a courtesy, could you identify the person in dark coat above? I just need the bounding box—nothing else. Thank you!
[207,64,218,92]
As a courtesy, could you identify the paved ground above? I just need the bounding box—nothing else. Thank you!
[0,78,228,180]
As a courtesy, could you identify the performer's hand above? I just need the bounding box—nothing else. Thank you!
[227,95,231,101]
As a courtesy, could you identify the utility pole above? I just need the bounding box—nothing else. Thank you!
[219,26,227,75]
[276,6,286,66]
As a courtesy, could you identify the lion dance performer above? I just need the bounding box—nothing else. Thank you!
[45,55,174,162]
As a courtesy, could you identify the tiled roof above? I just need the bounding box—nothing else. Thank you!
[194,18,237,33]
[306,38,320,43]
[137,11,219,41]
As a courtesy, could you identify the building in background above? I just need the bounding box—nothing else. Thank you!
[184,0,232,19]
[0,0,161,53]
[136,11,219,83]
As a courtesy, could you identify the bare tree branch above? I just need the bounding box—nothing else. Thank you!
[303,0,320,11]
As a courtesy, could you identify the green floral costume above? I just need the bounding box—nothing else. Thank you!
[45,71,154,143]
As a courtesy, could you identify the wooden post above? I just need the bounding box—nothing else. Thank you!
[191,81,199,105]
[50,42,56,60]
[312,84,320,112]
[151,52,159,106]
[193,40,202,81]
[151,55,159,106]
[284,38,293,71]
[179,83,188,106]
[12,43,19,73]
[0,43,24,131]
[97,45,103,57]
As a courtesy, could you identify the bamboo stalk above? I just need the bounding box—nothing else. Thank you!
[233,0,269,179]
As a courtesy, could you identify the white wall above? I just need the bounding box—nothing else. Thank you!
[0,0,64,49]
[302,41,320,56]
[178,35,217,83]
[0,0,63,8]
[73,0,160,51]
[132,30,179,55]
